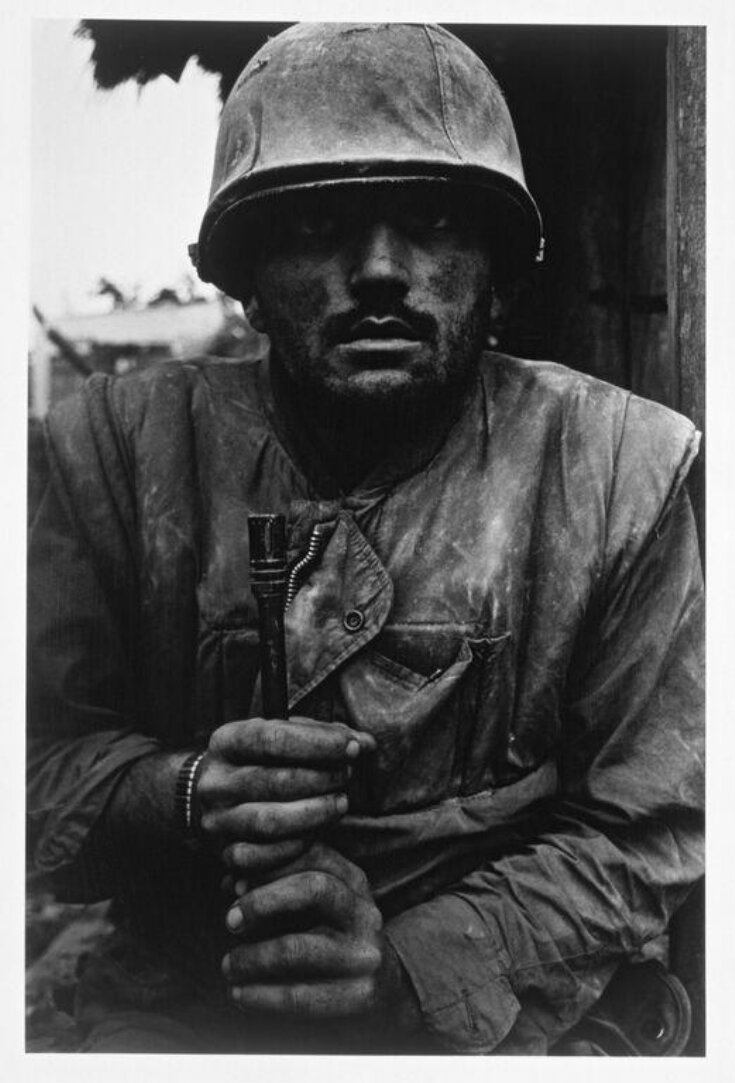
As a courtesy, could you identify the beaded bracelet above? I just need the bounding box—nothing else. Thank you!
[174,750,207,839]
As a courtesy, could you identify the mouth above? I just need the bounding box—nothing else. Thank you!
[340,316,422,345]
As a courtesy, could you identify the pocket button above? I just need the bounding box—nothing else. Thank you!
[343,608,365,633]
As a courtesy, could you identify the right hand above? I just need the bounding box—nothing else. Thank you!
[222,842,384,1019]
[195,716,375,877]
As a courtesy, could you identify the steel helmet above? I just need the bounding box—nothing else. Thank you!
[190,22,544,297]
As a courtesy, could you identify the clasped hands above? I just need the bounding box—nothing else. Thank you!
[194,717,386,1019]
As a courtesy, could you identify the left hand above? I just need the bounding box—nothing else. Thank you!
[221,843,385,1018]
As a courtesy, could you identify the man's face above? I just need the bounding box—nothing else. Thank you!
[249,184,495,411]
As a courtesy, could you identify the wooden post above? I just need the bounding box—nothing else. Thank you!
[666,26,706,551]
[666,28,705,1057]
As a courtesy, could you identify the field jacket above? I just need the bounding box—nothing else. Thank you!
[27,351,704,1053]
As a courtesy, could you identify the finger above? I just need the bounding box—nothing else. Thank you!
[222,837,309,874]
[350,730,377,754]
[204,764,350,804]
[202,792,348,842]
[210,717,373,766]
[226,871,381,940]
[246,842,372,899]
[229,977,377,1018]
[222,933,381,983]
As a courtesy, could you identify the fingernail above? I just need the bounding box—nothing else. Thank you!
[336,793,349,814]
[346,739,360,759]
[226,907,243,931]
[235,879,248,896]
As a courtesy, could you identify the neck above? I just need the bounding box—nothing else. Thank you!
[269,356,473,493]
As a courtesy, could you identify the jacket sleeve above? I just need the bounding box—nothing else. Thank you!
[383,396,704,1053]
[27,376,161,891]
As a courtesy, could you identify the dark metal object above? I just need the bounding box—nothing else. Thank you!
[248,514,289,719]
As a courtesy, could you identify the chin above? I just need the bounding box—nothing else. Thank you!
[323,368,442,411]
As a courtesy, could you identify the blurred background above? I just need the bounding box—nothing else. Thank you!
[30,19,267,427]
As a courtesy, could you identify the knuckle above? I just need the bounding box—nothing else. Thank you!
[222,947,241,980]
[361,943,383,973]
[300,797,333,830]
[234,717,265,754]
[280,983,299,1014]
[369,905,383,932]
[243,765,266,798]
[324,792,345,818]
[210,719,242,753]
[355,975,378,1007]
[307,840,330,866]
[263,725,288,758]
[284,933,313,971]
[364,903,383,934]
[199,810,218,836]
[207,726,227,756]
[241,891,264,924]
[250,805,277,837]
[270,766,296,795]
[351,865,370,893]
[304,870,333,903]
[336,977,375,1015]
[224,842,253,869]
[352,896,382,934]
[221,843,238,867]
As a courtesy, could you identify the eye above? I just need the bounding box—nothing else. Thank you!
[296,211,340,241]
[402,200,458,236]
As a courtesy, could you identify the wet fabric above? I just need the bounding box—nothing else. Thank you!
[27,351,704,1053]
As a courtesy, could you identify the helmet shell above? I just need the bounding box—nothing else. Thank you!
[192,22,544,295]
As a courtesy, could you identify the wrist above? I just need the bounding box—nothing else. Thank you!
[174,749,208,843]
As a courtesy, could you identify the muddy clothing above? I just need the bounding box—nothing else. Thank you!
[27,352,704,1054]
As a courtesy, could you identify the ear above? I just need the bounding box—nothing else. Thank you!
[243,295,266,333]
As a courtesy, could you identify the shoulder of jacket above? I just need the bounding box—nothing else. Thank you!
[479,351,698,450]
[80,356,262,427]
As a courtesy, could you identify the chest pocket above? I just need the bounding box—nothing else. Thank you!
[339,626,511,814]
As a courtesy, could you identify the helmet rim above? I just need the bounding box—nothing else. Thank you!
[194,166,544,296]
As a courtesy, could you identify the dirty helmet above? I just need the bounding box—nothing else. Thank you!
[190,22,544,298]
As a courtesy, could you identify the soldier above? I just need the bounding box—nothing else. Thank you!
[28,23,703,1054]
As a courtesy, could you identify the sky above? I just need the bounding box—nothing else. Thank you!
[31,19,221,317]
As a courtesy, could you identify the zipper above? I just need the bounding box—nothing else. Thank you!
[285,521,331,610]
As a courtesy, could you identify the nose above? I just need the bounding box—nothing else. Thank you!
[348,220,411,298]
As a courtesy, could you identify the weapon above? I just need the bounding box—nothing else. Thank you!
[248,514,289,718]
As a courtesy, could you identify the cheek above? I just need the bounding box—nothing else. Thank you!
[257,262,331,342]
[424,253,492,324]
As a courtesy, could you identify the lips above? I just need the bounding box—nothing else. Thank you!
[341,316,421,343]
